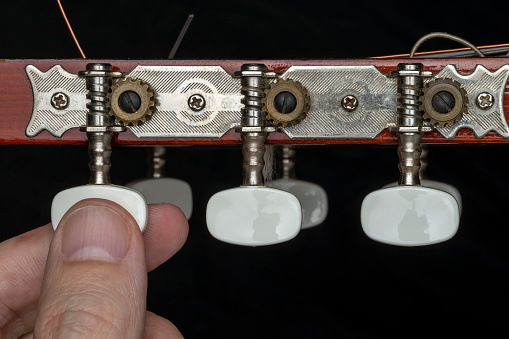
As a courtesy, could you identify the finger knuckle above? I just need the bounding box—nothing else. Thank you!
[36,293,124,338]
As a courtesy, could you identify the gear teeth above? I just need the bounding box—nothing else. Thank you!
[421,78,468,128]
[263,78,310,127]
[107,77,156,126]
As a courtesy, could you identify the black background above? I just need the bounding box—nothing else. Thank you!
[1,0,509,337]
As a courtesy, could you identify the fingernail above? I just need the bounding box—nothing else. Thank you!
[61,206,129,262]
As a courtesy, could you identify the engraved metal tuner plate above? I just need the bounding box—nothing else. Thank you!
[26,65,87,137]
[127,66,243,138]
[278,66,397,139]
[427,65,509,138]
[25,63,509,140]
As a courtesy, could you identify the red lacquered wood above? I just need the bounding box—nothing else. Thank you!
[1,58,509,146]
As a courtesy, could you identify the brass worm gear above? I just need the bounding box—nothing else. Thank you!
[421,78,468,127]
[262,79,310,127]
[107,78,156,126]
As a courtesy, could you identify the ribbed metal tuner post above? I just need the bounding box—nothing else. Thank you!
[79,63,117,185]
[279,146,296,179]
[393,63,428,186]
[148,146,166,179]
[419,145,429,180]
[237,64,272,187]
[397,133,422,186]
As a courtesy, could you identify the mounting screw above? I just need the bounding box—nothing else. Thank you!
[51,92,69,110]
[188,94,206,111]
[431,91,456,114]
[476,92,494,110]
[341,95,358,112]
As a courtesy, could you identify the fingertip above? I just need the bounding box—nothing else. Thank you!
[144,204,189,271]
[144,311,184,339]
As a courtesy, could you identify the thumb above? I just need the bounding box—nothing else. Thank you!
[34,199,147,338]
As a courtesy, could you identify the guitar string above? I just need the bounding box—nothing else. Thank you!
[374,33,501,59]
[57,0,86,59]
[409,32,485,58]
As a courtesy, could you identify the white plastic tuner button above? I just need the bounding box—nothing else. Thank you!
[384,180,462,214]
[206,187,302,246]
[268,179,328,228]
[361,186,460,246]
[51,185,148,232]
[127,178,193,219]
[421,180,462,214]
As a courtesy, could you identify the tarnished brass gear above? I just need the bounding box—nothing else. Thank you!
[421,78,468,127]
[262,79,310,127]
[107,78,156,126]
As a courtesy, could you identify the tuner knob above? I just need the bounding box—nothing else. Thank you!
[267,146,328,228]
[127,178,192,219]
[384,179,462,215]
[361,186,459,246]
[421,180,462,214]
[269,179,327,229]
[207,187,301,246]
[126,147,193,219]
[52,185,147,231]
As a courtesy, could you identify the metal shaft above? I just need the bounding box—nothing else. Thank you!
[240,64,269,187]
[279,146,296,179]
[242,133,266,186]
[148,146,166,178]
[419,145,429,180]
[395,63,424,186]
[397,133,422,186]
[83,63,114,185]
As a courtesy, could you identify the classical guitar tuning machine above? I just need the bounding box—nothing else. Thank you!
[362,63,460,246]
[51,63,148,232]
[207,64,302,246]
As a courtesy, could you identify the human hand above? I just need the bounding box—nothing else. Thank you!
[0,198,189,338]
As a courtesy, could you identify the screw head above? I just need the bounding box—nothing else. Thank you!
[341,95,358,112]
[188,94,206,111]
[476,92,494,110]
[274,91,297,113]
[431,90,456,114]
[50,92,69,110]
[118,90,141,113]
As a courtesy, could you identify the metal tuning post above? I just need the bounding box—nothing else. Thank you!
[126,146,193,219]
[268,146,328,229]
[51,63,148,232]
[206,64,302,246]
[383,145,462,214]
[361,63,460,246]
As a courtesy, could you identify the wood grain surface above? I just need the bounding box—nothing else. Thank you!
[1,58,509,145]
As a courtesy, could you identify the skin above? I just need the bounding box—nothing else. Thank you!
[0,198,189,338]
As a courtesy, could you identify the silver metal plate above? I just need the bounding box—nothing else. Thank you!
[25,65,242,138]
[279,66,397,139]
[127,66,242,138]
[25,64,509,140]
[25,65,87,137]
[431,65,509,138]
